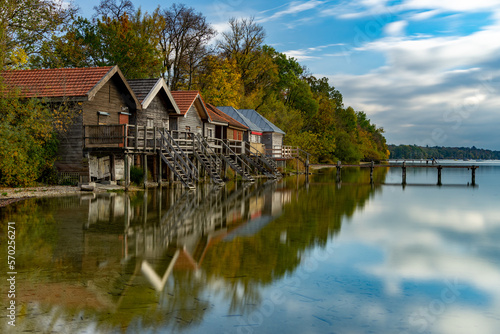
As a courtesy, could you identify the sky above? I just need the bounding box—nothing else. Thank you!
[77,0,500,150]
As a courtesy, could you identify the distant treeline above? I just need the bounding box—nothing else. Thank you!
[388,145,500,160]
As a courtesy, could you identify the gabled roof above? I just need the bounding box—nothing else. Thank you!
[170,90,209,119]
[0,66,140,108]
[238,109,286,135]
[205,103,248,130]
[217,106,262,133]
[128,78,180,114]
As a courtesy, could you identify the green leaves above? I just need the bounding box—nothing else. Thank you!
[0,93,58,186]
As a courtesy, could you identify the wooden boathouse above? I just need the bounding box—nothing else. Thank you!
[2,66,310,189]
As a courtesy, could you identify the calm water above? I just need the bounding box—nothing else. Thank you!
[1,162,500,334]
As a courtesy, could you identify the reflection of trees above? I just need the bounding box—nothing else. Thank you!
[0,168,387,332]
[200,167,388,313]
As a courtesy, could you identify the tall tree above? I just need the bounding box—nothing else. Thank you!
[159,4,215,90]
[93,0,135,20]
[217,17,274,98]
[0,0,76,68]
[196,55,242,107]
[36,12,163,79]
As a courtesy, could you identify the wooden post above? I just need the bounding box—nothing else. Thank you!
[110,154,116,181]
[370,160,374,184]
[402,161,407,185]
[143,154,147,189]
[153,127,157,152]
[134,125,138,151]
[124,153,130,190]
[336,161,342,183]
[305,153,310,175]
[437,165,442,186]
[143,125,147,151]
[471,166,476,186]
[157,150,162,185]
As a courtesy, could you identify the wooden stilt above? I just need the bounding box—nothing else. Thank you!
[402,161,407,185]
[370,161,374,184]
[437,165,442,186]
[336,161,342,183]
[471,166,476,186]
[124,153,130,190]
[143,154,147,189]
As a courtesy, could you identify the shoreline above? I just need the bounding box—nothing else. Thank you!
[0,186,85,207]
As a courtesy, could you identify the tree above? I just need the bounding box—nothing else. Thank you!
[0,0,77,68]
[159,4,215,89]
[93,0,135,20]
[196,55,242,107]
[36,12,163,79]
[217,17,277,100]
[0,88,59,186]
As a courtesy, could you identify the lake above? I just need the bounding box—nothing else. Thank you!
[1,162,500,333]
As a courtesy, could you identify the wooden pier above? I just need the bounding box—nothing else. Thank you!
[331,161,478,186]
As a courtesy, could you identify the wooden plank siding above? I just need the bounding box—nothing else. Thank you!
[57,78,135,175]
[262,133,284,151]
[136,95,170,129]
[83,79,133,126]
[177,104,205,135]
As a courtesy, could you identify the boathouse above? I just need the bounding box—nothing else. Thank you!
[238,109,285,155]
[0,66,140,182]
[127,78,181,129]
[217,106,264,153]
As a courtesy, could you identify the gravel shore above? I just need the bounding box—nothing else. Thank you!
[0,186,85,207]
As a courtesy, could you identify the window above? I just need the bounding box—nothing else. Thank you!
[147,118,154,128]
[97,111,109,125]
[208,129,213,138]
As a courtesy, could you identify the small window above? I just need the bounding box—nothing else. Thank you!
[208,129,213,138]
[185,126,191,132]
[98,111,109,125]
[147,118,154,128]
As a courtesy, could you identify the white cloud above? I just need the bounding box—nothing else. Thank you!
[383,20,408,36]
[257,0,326,23]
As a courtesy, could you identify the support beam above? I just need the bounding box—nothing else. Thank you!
[402,161,407,185]
[437,165,442,186]
[370,161,374,184]
[471,166,476,186]
[143,154,147,189]
[124,153,130,190]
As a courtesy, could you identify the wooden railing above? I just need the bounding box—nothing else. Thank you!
[83,125,246,154]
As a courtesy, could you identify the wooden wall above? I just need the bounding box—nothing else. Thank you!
[55,113,87,174]
[178,104,204,135]
[262,133,283,150]
[83,79,133,126]
[136,95,170,129]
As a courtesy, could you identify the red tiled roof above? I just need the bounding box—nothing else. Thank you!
[206,103,248,130]
[0,66,114,98]
[170,91,201,115]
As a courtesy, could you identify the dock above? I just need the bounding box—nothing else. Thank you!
[317,161,479,186]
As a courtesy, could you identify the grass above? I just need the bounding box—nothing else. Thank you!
[1,192,7,197]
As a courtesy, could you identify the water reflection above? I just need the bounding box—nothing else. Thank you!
[11,166,500,333]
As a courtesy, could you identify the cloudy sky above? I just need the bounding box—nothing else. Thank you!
[79,1,500,150]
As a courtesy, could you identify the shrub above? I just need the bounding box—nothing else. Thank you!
[130,166,144,185]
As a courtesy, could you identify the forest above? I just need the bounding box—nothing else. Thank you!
[388,144,500,160]
[0,0,389,186]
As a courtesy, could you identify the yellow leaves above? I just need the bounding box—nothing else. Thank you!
[198,56,243,107]
[10,47,29,69]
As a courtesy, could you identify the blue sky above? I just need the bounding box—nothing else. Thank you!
[78,1,500,150]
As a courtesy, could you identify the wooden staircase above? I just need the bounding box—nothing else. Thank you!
[241,153,277,179]
[159,131,196,189]
[218,140,255,182]
[193,134,225,186]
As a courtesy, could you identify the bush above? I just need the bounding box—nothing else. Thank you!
[130,166,144,185]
